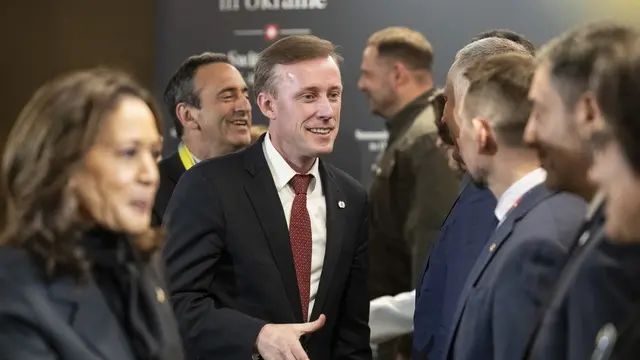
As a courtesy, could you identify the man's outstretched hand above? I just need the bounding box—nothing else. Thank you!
[256,314,326,360]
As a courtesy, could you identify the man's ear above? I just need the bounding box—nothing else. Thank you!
[391,61,411,88]
[257,92,277,120]
[176,103,200,131]
[472,117,497,154]
[576,91,605,136]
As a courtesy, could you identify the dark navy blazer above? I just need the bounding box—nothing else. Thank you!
[527,203,640,360]
[444,185,586,360]
[412,175,497,360]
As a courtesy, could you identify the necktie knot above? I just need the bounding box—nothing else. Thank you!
[290,174,312,195]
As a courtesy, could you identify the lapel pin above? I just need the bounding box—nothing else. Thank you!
[489,243,497,252]
[156,287,166,303]
[578,231,590,246]
[338,201,346,209]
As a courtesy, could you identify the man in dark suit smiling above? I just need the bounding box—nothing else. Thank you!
[152,52,252,226]
[163,35,371,360]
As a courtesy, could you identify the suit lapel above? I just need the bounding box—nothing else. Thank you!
[438,175,470,228]
[417,176,485,290]
[49,277,133,360]
[468,185,551,288]
[244,137,302,321]
[166,152,186,184]
[416,183,465,290]
[550,224,605,310]
[445,184,551,357]
[310,162,345,320]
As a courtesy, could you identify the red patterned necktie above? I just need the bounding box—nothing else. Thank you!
[289,174,313,320]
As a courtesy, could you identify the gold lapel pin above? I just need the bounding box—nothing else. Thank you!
[489,243,497,252]
[156,287,166,303]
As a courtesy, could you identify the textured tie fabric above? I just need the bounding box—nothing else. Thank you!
[289,174,313,320]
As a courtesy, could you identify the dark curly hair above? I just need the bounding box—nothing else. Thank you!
[0,68,164,281]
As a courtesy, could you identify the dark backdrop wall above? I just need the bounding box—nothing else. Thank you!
[153,0,636,185]
[0,0,156,221]
[1,1,156,139]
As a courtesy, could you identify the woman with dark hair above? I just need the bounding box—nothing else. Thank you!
[0,68,184,360]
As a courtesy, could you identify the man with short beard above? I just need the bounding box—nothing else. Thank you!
[358,27,458,360]
[413,36,533,360]
[442,50,586,360]
[525,22,640,360]
[587,28,640,360]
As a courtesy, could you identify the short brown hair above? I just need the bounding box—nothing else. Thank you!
[1,68,163,280]
[253,35,342,98]
[590,29,640,174]
[538,21,639,108]
[367,27,434,71]
[462,52,535,147]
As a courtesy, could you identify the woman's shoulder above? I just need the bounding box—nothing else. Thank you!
[0,245,41,275]
[0,246,48,306]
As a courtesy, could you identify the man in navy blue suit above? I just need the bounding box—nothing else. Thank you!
[442,46,587,360]
[524,22,640,360]
[412,33,540,360]
[587,28,640,359]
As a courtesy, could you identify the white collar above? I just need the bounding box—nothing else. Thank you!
[494,168,547,223]
[262,132,321,193]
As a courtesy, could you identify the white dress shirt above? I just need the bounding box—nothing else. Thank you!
[494,168,547,225]
[369,290,416,344]
[263,133,327,321]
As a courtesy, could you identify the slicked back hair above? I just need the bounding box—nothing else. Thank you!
[449,37,530,104]
[471,29,536,55]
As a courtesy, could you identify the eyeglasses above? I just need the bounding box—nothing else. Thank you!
[431,92,455,146]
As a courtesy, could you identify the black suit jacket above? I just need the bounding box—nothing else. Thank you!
[163,136,372,360]
[0,247,184,360]
[152,152,186,226]
[527,203,640,360]
[593,307,640,360]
